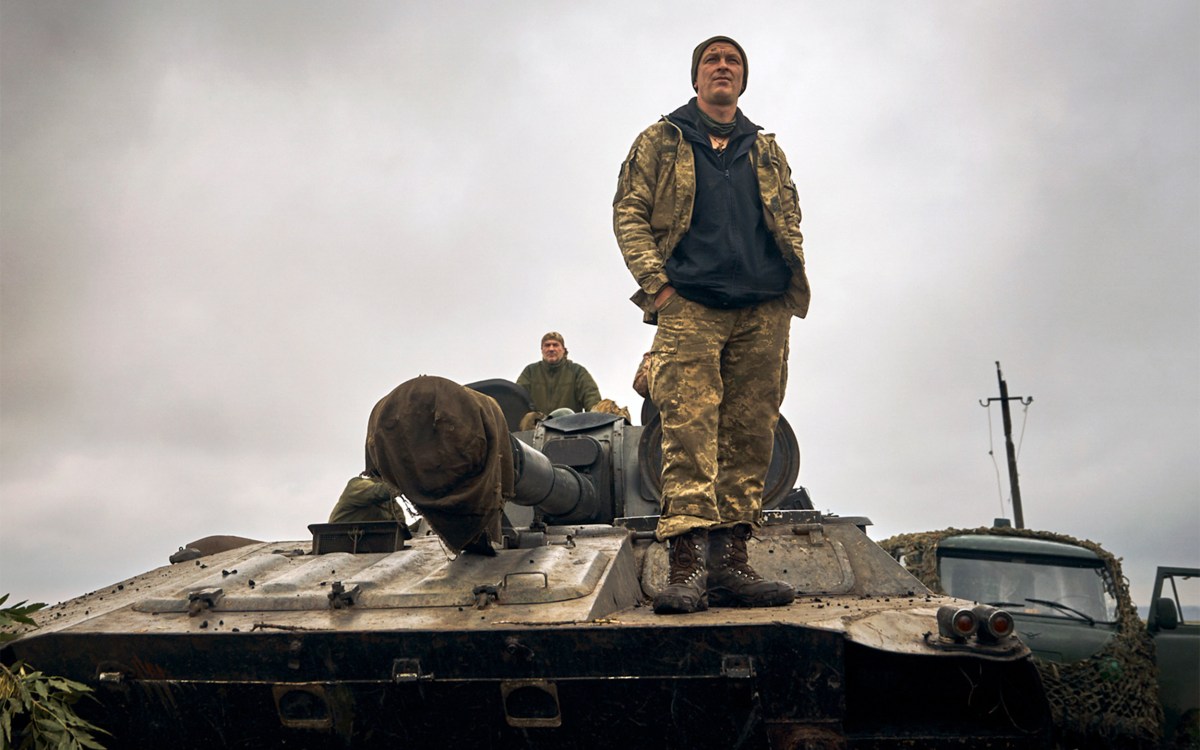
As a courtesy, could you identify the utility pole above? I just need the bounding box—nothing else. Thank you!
[979,362,1033,528]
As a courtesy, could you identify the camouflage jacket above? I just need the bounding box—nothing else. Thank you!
[613,116,810,324]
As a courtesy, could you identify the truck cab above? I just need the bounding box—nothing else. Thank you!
[935,535,1119,663]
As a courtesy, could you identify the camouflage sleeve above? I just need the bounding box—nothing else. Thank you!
[767,137,805,267]
[576,365,602,411]
[613,128,670,296]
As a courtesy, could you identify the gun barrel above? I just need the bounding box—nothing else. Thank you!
[510,436,598,522]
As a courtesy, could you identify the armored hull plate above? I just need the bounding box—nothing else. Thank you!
[6,519,1050,749]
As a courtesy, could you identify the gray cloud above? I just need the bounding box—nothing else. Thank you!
[2,0,1197,607]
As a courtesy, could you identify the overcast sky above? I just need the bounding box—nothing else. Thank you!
[2,0,1197,609]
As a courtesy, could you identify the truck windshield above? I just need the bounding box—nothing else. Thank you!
[939,554,1118,624]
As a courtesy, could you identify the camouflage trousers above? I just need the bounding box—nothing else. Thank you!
[648,294,792,540]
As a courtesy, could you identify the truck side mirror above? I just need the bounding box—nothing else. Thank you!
[1152,596,1179,630]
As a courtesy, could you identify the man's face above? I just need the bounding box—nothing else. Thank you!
[694,42,743,108]
[541,339,564,364]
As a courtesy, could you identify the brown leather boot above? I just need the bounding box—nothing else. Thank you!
[653,528,709,614]
[708,524,795,607]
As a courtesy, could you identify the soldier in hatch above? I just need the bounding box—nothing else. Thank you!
[516,331,602,415]
[328,474,404,523]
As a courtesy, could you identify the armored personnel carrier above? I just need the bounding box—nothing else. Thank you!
[2,376,1052,749]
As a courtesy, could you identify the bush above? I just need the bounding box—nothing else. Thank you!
[1,595,109,750]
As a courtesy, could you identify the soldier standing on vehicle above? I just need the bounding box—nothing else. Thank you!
[613,36,811,614]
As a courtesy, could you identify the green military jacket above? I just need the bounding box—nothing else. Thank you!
[516,359,602,414]
[613,117,810,324]
[328,476,402,523]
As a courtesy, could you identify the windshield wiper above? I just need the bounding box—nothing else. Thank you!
[985,601,1027,608]
[1024,598,1096,625]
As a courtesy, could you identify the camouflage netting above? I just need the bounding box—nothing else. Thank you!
[878,527,1164,750]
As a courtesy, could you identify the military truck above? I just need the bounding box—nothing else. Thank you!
[879,527,1199,749]
[1147,566,1199,749]
[2,376,1054,749]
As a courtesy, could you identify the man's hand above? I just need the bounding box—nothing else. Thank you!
[654,285,676,310]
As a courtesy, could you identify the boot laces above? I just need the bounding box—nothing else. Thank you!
[668,535,704,585]
[723,528,764,581]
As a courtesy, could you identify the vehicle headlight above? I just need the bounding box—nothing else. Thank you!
[937,604,978,641]
[972,604,1016,642]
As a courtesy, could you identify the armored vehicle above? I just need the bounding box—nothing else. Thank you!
[3,377,1052,749]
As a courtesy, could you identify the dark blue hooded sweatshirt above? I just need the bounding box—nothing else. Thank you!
[664,98,792,309]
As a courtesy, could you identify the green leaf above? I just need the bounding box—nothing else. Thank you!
[36,714,65,731]
[0,598,46,623]
[0,595,48,644]
[0,652,109,750]
[0,608,108,748]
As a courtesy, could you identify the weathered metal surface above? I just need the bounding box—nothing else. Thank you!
[7,519,1047,748]
[3,379,1054,749]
